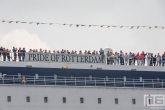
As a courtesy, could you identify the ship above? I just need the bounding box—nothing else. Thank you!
[0,48,164,110]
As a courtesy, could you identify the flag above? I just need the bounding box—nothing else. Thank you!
[63,24,66,25]
[9,21,12,23]
[131,26,134,29]
[16,21,19,23]
[120,26,123,28]
[76,25,79,27]
[101,25,104,27]
[2,20,6,22]
[107,26,110,28]
[21,22,26,23]
[162,27,164,29]
[81,25,85,26]
[29,22,33,24]
[93,25,97,26]
[155,26,158,28]
[149,27,152,29]
[89,25,91,27]
[137,26,140,29]
[70,24,72,27]
[49,23,53,25]
[36,22,40,25]
[41,23,46,24]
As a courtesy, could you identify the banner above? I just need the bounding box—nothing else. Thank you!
[1,20,165,29]
[25,53,105,64]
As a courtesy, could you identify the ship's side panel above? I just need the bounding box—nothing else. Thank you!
[0,86,164,110]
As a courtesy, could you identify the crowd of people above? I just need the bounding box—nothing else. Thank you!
[0,46,165,66]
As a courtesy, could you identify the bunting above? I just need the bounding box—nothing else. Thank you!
[1,20,165,29]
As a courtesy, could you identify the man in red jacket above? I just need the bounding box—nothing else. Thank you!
[139,53,145,66]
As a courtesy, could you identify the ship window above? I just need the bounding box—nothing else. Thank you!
[89,75,93,80]
[44,97,48,103]
[80,98,84,103]
[115,98,118,104]
[123,76,126,82]
[132,99,136,104]
[149,99,151,104]
[71,74,75,79]
[0,73,2,78]
[98,98,101,104]
[18,73,21,78]
[54,74,57,80]
[106,76,109,81]
[35,74,39,79]
[139,77,143,82]
[26,96,30,102]
[7,96,11,102]
[63,97,66,103]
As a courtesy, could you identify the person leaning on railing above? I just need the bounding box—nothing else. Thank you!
[21,48,26,62]
[162,52,165,66]
[2,48,7,61]
[12,47,17,61]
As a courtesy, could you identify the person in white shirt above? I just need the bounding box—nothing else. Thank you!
[124,53,129,65]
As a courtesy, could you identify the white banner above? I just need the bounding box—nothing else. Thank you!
[25,53,105,64]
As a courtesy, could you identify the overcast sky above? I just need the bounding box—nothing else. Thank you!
[0,0,165,54]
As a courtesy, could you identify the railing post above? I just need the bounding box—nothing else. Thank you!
[114,79,115,87]
[65,77,66,86]
[104,79,106,87]
[152,80,154,88]
[13,76,15,84]
[85,78,86,86]
[44,77,46,85]
[34,76,35,85]
[124,80,125,87]
[75,77,76,86]
[162,80,163,88]
[55,78,56,86]
[133,79,135,87]
[143,79,144,88]
[95,79,96,86]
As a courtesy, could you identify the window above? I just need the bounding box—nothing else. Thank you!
[98,98,101,104]
[44,97,48,103]
[71,74,75,79]
[123,76,126,82]
[115,98,118,104]
[63,97,66,103]
[132,99,136,104]
[26,96,30,102]
[80,98,84,103]
[35,74,39,79]
[139,77,143,82]
[7,96,11,102]
[18,73,21,78]
[89,75,93,80]
[0,73,2,78]
[149,99,151,104]
[54,74,57,80]
[105,76,109,81]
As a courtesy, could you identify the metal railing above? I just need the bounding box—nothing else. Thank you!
[0,75,165,88]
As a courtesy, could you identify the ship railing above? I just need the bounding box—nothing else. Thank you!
[0,52,165,67]
[0,75,164,88]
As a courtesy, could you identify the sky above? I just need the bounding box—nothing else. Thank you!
[0,0,165,54]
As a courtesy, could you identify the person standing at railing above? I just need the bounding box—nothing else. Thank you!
[128,52,133,65]
[21,48,26,61]
[114,52,119,65]
[119,50,124,65]
[0,46,3,61]
[18,48,22,62]
[135,52,140,66]
[146,53,151,66]
[139,53,145,66]
[156,53,161,66]
[6,49,11,61]
[150,54,154,66]
[2,48,7,61]
[153,55,157,66]
[124,53,129,65]
[162,52,165,66]
[12,47,17,61]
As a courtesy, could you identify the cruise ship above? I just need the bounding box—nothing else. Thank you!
[0,48,165,110]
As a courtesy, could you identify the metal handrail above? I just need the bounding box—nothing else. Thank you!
[0,75,165,88]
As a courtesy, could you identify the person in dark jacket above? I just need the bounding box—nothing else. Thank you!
[162,52,165,66]
[18,48,22,62]
[6,49,11,61]
[2,48,7,61]
[150,54,153,66]
[21,48,26,61]
[153,55,156,66]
